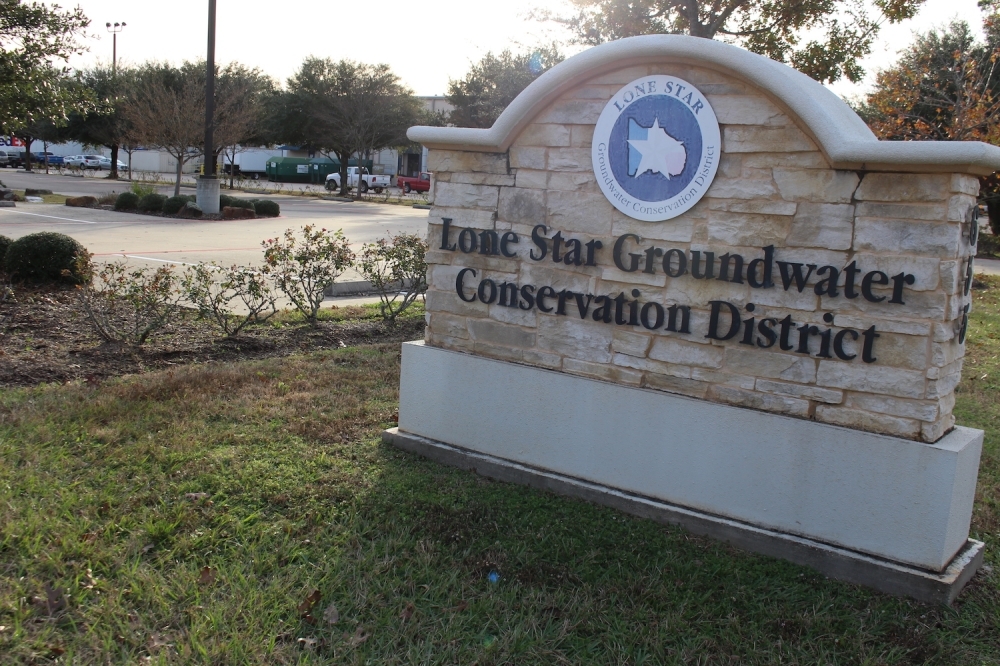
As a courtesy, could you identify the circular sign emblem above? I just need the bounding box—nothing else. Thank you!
[592,75,721,222]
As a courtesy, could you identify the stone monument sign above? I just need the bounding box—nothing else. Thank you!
[384,35,999,603]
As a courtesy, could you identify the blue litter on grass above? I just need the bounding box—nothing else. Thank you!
[488,571,500,584]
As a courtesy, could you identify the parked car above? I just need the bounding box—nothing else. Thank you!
[325,166,391,194]
[397,171,432,194]
[94,156,126,171]
[1,149,28,168]
[32,152,64,166]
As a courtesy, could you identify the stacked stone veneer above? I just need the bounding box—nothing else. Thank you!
[423,63,977,443]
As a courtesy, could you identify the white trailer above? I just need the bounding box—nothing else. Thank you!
[233,148,281,180]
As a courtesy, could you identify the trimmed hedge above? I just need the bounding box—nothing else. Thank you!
[0,234,11,273]
[253,199,280,217]
[162,195,191,215]
[114,192,139,210]
[138,193,168,212]
[4,232,88,283]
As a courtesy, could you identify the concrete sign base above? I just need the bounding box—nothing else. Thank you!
[384,427,983,605]
[387,341,984,603]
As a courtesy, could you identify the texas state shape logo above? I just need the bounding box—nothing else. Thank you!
[592,75,720,222]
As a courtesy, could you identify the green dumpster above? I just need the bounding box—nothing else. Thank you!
[266,157,311,183]
[308,157,338,184]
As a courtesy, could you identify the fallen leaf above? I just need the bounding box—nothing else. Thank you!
[48,646,65,657]
[400,602,414,622]
[80,532,97,543]
[185,493,209,501]
[449,600,468,613]
[198,566,215,586]
[147,633,172,651]
[298,589,322,624]
[35,583,66,616]
[322,603,339,625]
[297,637,319,650]
[349,626,370,648]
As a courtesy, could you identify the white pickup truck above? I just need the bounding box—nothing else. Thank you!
[325,166,391,194]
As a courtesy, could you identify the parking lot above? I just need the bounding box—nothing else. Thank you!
[0,171,430,280]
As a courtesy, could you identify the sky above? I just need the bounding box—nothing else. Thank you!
[60,0,984,101]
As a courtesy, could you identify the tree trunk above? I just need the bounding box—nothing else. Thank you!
[337,150,349,197]
[21,137,33,172]
[987,199,1000,237]
[109,144,120,179]
[43,140,49,174]
[174,155,183,197]
[355,150,367,201]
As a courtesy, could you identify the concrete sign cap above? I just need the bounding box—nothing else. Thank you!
[408,34,1000,176]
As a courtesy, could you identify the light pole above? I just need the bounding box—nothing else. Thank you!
[105,22,126,74]
[196,0,220,214]
[105,21,126,180]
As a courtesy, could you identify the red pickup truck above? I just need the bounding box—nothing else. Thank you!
[397,172,431,194]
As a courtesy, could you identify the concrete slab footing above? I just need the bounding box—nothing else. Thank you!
[383,427,985,605]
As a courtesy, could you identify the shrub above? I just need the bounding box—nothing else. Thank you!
[5,232,88,283]
[78,261,180,346]
[129,180,156,199]
[162,195,191,215]
[0,278,13,335]
[182,263,277,337]
[0,234,11,273]
[253,199,280,217]
[227,197,254,211]
[358,232,428,322]
[262,226,355,325]
[138,193,167,212]
[97,191,119,205]
[977,232,999,258]
[114,191,140,210]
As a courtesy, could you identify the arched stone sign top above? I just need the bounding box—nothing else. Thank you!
[391,34,997,603]
[409,34,1000,175]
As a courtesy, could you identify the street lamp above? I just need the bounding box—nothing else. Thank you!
[105,22,126,74]
[196,0,220,215]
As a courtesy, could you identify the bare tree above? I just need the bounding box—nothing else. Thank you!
[211,65,275,188]
[123,65,203,196]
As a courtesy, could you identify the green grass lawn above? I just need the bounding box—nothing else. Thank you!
[1,288,999,665]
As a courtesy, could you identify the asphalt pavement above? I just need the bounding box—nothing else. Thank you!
[0,171,430,283]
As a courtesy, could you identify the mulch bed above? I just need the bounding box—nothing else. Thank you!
[0,284,423,388]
